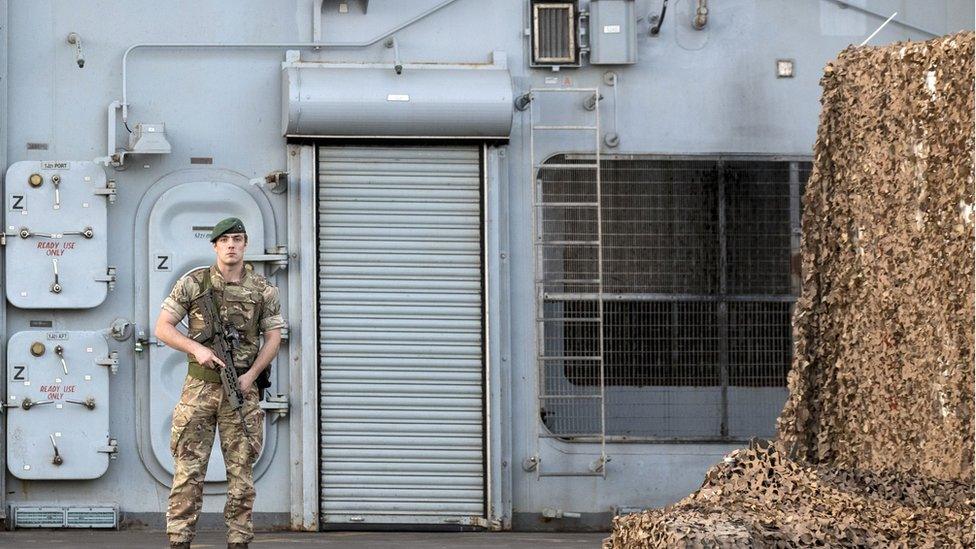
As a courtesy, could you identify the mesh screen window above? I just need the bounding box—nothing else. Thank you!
[537,156,811,440]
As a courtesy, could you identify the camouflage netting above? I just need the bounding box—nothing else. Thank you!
[605,31,975,548]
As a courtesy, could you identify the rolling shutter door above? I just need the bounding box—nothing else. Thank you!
[318,145,486,525]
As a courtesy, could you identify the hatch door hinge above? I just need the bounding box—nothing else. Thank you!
[94,266,117,291]
[260,393,289,423]
[93,180,118,204]
[244,247,289,275]
[97,438,119,459]
[95,350,119,375]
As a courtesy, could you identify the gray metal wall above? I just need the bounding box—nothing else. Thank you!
[0,0,972,532]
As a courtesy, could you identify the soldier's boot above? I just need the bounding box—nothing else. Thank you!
[170,542,191,549]
[227,544,248,549]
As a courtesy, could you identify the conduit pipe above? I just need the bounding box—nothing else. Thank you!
[117,0,463,125]
[822,0,938,37]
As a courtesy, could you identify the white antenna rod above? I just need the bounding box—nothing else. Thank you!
[860,11,898,46]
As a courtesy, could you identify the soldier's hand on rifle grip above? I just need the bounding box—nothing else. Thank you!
[238,370,255,393]
[192,345,226,370]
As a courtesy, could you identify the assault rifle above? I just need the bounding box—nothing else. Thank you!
[194,291,252,442]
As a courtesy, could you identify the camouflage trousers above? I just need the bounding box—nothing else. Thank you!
[167,375,264,544]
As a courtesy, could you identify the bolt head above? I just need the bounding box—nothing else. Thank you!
[30,342,46,357]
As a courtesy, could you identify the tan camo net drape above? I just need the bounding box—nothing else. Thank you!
[605,31,975,548]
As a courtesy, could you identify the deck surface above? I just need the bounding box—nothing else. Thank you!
[0,530,608,548]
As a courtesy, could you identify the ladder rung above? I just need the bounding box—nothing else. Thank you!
[538,240,600,245]
[540,355,603,361]
[535,163,599,169]
[537,317,603,322]
[533,125,598,130]
[534,202,600,207]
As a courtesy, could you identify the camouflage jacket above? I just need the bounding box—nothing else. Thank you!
[161,264,286,377]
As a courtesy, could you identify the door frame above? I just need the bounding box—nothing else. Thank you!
[287,144,321,530]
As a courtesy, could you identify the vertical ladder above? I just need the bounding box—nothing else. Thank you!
[529,88,607,477]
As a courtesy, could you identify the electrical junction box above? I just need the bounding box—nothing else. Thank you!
[4,161,114,309]
[5,330,116,480]
[588,0,637,65]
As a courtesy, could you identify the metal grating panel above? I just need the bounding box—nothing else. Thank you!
[602,161,720,295]
[728,302,793,387]
[537,156,810,440]
[726,162,793,295]
[533,3,577,64]
[318,145,485,524]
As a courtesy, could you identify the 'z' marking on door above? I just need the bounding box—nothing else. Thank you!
[155,255,171,271]
[12,364,27,382]
[9,194,25,211]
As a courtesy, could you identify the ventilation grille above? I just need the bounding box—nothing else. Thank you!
[13,507,65,528]
[66,507,118,528]
[532,2,578,65]
[12,505,117,529]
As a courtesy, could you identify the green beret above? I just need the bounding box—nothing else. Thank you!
[210,217,247,242]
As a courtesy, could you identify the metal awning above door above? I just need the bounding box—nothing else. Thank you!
[283,52,513,139]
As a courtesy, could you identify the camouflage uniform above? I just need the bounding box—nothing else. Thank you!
[161,264,286,545]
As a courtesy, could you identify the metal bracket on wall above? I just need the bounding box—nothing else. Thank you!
[589,452,609,473]
[262,171,289,194]
[542,508,582,519]
[533,452,610,478]
[469,516,500,529]
[260,394,289,423]
[245,247,288,275]
[578,9,591,57]
[109,318,134,341]
[133,328,147,353]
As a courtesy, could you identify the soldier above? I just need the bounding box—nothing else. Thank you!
[155,217,285,549]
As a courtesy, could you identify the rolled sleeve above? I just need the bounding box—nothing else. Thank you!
[259,285,287,332]
[160,276,192,321]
